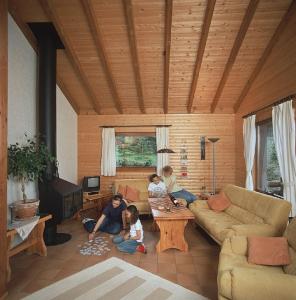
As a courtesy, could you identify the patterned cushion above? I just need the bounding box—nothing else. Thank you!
[125,185,140,202]
[248,236,291,266]
[207,192,231,212]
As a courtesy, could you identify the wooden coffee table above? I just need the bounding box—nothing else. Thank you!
[148,198,195,252]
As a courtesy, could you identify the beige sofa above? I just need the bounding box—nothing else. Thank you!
[218,218,296,300]
[189,184,291,244]
[113,179,151,214]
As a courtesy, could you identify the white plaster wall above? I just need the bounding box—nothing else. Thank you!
[7,15,78,221]
[7,14,38,207]
[56,86,78,184]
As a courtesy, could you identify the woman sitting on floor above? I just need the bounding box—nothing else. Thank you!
[162,165,198,205]
[88,194,127,241]
[113,205,146,254]
[148,173,167,198]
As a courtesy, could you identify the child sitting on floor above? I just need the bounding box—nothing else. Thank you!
[113,205,146,254]
[162,165,197,205]
[148,173,167,198]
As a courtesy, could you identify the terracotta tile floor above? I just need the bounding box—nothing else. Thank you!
[7,218,220,300]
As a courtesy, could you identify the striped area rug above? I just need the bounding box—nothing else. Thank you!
[23,257,207,300]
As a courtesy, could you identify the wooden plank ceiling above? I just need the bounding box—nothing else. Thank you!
[9,0,293,114]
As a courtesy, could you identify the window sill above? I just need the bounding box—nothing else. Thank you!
[116,167,156,173]
[255,189,284,199]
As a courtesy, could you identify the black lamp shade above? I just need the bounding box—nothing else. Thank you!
[208,138,220,143]
[157,148,175,153]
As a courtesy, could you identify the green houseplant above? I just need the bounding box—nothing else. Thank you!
[8,135,56,218]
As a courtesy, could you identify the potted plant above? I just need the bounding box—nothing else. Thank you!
[8,135,56,219]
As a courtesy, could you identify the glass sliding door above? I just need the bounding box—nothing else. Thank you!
[256,120,283,196]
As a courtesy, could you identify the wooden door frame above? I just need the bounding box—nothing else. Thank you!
[0,0,8,297]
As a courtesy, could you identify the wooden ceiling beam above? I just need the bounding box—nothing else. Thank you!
[164,0,173,114]
[123,0,146,114]
[81,0,123,114]
[210,0,259,113]
[233,0,296,113]
[187,0,216,113]
[39,0,101,114]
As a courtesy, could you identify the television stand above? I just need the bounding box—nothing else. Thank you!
[76,191,113,220]
[87,191,99,196]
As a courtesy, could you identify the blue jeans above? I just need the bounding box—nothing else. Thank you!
[171,189,197,204]
[113,235,139,254]
[98,217,122,235]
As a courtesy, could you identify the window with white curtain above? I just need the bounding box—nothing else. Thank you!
[256,120,283,196]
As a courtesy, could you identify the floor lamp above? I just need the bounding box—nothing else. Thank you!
[208,138,220,195]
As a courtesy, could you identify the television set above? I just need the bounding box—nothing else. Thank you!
[82,176,100,193]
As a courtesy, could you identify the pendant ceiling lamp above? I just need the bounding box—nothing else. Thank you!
[157,147,175,153]
[157,114,175,154]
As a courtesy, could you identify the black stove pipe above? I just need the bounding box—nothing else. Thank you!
[38,32,57,178]
[28,23,71,245]
[28,23,63,179]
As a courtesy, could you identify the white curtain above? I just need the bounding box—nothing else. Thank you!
[272,100,296,216]
[101,128,116,176]
[243,115,256,190]
[156,127,170,176]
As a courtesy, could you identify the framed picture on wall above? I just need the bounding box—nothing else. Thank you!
[115,133,157,168]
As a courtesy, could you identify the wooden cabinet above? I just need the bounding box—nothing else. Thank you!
[6,214,52,282]
[77,191,113,220]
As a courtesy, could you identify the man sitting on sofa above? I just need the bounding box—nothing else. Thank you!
[88,194,127,241]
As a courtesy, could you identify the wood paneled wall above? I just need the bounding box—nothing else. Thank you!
[235,6,296,187]
[0,0,8,296]
[78,114,235,195]
[235,114,245,187]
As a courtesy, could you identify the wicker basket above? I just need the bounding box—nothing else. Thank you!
[12,199,40,219]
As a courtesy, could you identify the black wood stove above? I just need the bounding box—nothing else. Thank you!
[29,23,82,245]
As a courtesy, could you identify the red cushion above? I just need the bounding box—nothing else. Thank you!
[207,192,231,212]
[117,184,127,198]
[248,236,291,266]
[125,186,140,202]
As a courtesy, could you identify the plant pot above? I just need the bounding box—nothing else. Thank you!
[11,199,40,220]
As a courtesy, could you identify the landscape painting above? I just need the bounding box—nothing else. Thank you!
[115,134,157,167]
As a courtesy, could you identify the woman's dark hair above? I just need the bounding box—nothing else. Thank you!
[113,194,123,202]
[127,205,139,225]
[149,173,159,182]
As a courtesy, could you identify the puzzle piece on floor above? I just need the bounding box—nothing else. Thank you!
[79,236,111,256]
